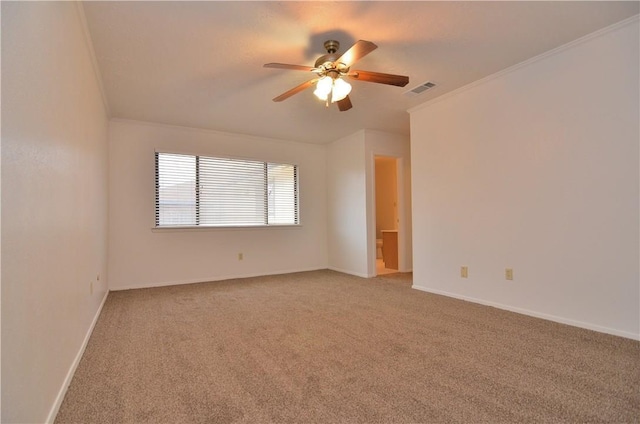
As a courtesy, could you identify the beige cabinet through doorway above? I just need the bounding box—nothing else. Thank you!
[382,230,398,270]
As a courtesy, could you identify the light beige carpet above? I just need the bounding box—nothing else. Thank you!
[56,270,639,423]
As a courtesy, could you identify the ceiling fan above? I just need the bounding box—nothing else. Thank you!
[264,40,409,111]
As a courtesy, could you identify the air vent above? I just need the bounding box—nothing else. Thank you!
[405,81,436,97]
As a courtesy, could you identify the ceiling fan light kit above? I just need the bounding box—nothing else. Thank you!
[264,39,409,112]
[313,75,352,103]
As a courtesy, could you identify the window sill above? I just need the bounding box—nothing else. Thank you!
[151,224,302,232]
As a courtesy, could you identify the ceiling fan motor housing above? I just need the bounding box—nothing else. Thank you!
[315,40,350,77]
[324,40,340,54]
[314,54,340,69]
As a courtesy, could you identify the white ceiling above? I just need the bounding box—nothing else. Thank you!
[82,1,639,144]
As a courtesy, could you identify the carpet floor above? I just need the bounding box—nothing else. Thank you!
[55,270,639,423]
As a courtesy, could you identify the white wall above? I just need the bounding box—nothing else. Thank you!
[1,2,110,422]
[410,18,639,339]
[108,120,328,289]
[327,129,412,277]
[365,130,412,275]
[327,131,368,276]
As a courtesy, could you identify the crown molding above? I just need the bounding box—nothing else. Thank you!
[409,14,639,114]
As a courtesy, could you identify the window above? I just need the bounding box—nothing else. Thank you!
[155,152,298,227]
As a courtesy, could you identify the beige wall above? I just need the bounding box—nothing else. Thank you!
[1,2,110,422]
[375,157,398,239]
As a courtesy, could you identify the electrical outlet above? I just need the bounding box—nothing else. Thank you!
[505,268,514,280]
[238,253,243,261]
[461,266,468,278]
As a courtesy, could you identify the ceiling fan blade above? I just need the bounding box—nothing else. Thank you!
[272,78,318,102]
[337,96,352,112]
[264,63,316,72]
[337,40,377,68]
[349,70,409,87]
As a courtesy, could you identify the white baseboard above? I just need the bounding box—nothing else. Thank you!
[46,290,110,423]
[110,267,327,291]
[412,285,639,341]
[327,266,371,278]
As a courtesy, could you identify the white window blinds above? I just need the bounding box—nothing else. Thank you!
[155,152,299,227]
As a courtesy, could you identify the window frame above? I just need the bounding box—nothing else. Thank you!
[153,151,300,230]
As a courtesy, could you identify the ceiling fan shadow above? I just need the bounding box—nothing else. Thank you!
[304,30,355,60]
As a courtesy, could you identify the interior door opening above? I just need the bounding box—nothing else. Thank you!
[374,156,399,276]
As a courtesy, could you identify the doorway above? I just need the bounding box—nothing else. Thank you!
[374,156,399,275]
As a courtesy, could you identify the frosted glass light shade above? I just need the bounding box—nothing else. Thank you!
[331,78,351,102]
[313,76,333,101]
[313,76,352,103]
